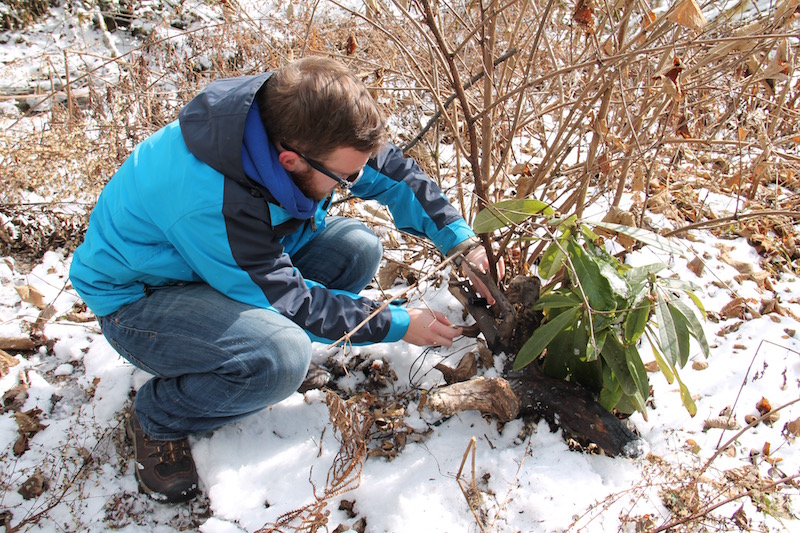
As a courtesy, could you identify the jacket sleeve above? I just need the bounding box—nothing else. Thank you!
[350,143,476,256]
[165,179,409,344]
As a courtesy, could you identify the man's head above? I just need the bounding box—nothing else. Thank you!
[258,57,387,160]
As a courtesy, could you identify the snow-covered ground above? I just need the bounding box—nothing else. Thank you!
[2,203,800,531]
[2,2,799,532]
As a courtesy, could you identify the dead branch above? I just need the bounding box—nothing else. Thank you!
[427,377,520,423]
[649,472,800,533]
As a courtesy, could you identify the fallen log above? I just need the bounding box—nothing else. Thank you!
[508,368,642,457]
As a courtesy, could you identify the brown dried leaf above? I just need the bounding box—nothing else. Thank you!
[667,0,707,32]
[64,302,95,323]
[32,304,57,336]
[756,397,772,416]
[720,297,745,319]
[718,251,755,276]
[13,433,30,456]
[652,57,685,102]
[15,285,46,309]
[703,416,741,431]
[731,505,748,529]
[675,115,692,138]
[345,34,357,56]
[783,417,800,437]
[435,352,478,385]
[12,407,47,456]
[687,256,705,277]
[476,340,494,369]
[17,471,48,500]
[638,10,657,44]
[573,0,595,33]
[13,408,47,435]
[765,455,783,466]
[632,166,645,193]
[738,127,749,141]
[0,348,19,377]
[0,337,37,351]
[2,383,28,412]
[377,262,405,289]
[599,207,637,249]
[339,499,356,518]
[509,162,532,176]
[644,360,660,372]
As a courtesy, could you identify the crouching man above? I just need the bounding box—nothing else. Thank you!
[70,57,493,503]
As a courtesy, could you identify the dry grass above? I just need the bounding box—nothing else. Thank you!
[3,0,798,272]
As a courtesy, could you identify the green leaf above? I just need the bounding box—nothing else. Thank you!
[624,298,652,344]
[581,224,601,243]
[566,238,617,312]
[596,251,631,299]
[625,263,667,290]
[668,304,692,367]
[599,365,623,411]
[624,342,650,401]
[614,394,641,417]
[585,327,607,363]
[473,199,554,233]
[539,245,563,280]
[646,328,675,384]
[589,310,613,333]
[534,291,582,310]
[684,290,707,316]
[587,220,684,254]
[539,229,571,279]
[542,318,603,392]
[673,366,697,417]
[600,335,638,396]
[628,391,649,420]
[658,277,703,294]
[514,307,580,371]
[647,329,696,416]
[671,298,710,358]
[654,293,681,366]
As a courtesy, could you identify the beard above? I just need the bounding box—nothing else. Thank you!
[290,168,330,202]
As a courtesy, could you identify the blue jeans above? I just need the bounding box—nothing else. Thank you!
[99,217,382,440]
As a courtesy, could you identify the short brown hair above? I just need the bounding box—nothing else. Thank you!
[258,57,387,159]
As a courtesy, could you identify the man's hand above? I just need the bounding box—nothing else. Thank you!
[462,245,505,306]
[402,308,462,347]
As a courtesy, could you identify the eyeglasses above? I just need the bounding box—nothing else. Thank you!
[280,142,364,190]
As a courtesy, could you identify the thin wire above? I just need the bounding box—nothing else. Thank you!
[407,341,473,391]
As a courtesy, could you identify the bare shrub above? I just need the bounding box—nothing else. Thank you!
[1,0,50,31]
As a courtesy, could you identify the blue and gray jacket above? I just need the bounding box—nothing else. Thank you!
[69,72,475,344]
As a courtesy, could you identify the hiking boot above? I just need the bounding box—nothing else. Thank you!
[126,410,199,503]
[297,362,331,393]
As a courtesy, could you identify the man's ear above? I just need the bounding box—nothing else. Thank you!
[277,150,302,172]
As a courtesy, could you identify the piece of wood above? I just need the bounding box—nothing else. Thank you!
[508,368,642,457]
[426,377,520,423]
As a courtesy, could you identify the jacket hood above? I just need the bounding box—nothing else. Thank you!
[178,72,272,183]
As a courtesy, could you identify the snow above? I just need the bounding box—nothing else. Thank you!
[2,235,800,531]
[2,2,799,532]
